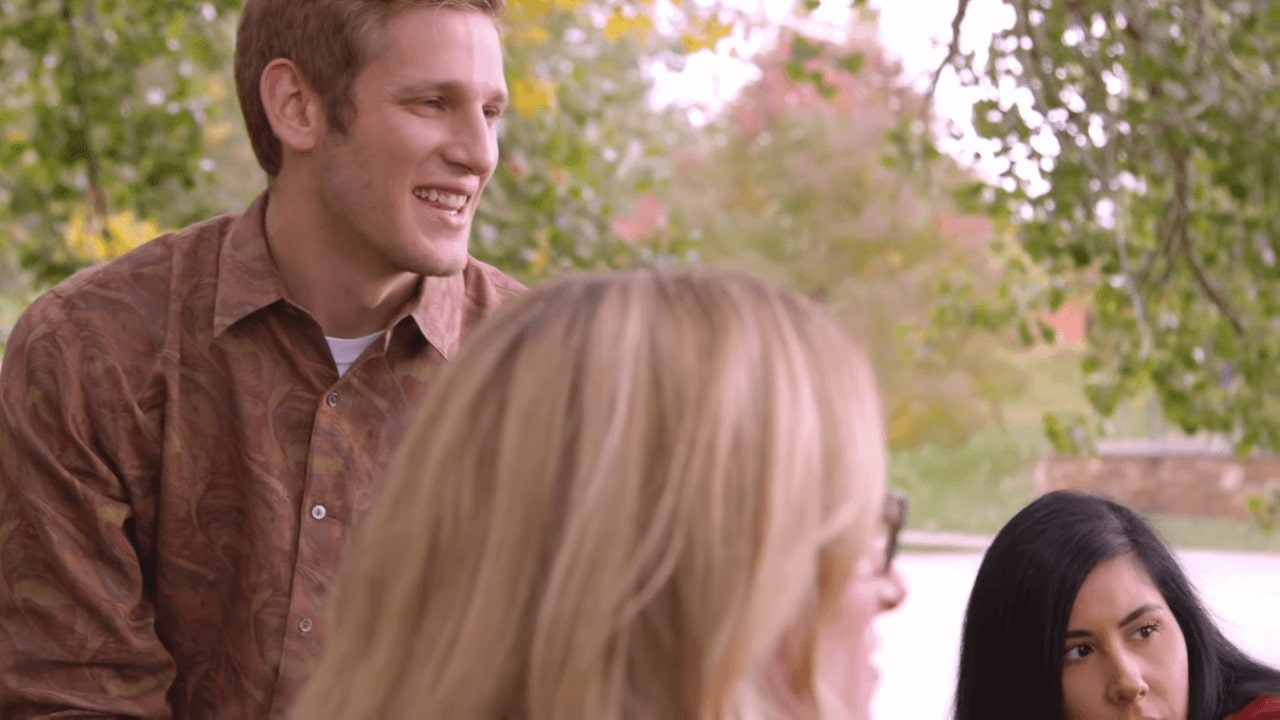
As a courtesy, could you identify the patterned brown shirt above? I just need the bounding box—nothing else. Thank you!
[0,194,523,718]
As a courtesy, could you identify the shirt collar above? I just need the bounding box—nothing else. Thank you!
[213,192,469,358]
[213,192,286,338]
[406,272,466,359]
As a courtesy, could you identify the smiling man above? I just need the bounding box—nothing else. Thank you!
[0,1,520,717]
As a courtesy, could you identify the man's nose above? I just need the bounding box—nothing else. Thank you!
[443,108,498,177]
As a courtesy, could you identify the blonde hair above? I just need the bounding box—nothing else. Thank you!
[293,269,887,719]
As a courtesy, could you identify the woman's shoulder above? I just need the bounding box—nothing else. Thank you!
[1230,695,1280,720]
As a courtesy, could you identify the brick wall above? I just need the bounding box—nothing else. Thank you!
[1034,453,1280,520]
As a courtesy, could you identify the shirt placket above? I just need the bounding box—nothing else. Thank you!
[267,382,358,717]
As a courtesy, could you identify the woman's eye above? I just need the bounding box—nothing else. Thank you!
[1064,644,1092,662]
[1134,622,1160,640]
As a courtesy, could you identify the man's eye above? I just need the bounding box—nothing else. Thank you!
[483,106,504,120]
[421,98,445,110]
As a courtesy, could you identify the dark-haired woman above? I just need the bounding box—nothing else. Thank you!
[954,490,1280,720]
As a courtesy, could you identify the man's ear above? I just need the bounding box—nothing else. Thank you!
[259,59,325,156]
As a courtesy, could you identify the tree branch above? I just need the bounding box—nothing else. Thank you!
[1057,0,1154,356]
[926,0,972,107]
[60,0,112,243]
[1184,242,1246,336]
[1138,198,1178,286]
[1168,148,1246,336]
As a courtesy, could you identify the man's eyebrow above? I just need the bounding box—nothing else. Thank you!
[392,79,508,103]
[1064,603,1165,640]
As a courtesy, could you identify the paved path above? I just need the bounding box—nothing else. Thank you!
[871,547,1280,719]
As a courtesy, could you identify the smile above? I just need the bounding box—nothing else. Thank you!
[412,186,469,214]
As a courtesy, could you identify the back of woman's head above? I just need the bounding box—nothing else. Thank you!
[294,269,888,719]
[954,490,1280,720]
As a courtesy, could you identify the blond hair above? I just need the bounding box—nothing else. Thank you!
[293,269,887,719]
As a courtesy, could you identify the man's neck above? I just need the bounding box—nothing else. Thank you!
[263,181,419,338]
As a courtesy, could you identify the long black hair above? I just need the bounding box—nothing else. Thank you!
[953,490,1280,720]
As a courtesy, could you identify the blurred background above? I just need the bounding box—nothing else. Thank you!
[2,0,1278,715]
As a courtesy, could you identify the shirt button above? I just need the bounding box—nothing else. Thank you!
[298,617,314,633]
[326,391,340,407]
[310,504,327,520]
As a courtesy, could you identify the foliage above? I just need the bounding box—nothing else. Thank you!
[0,243,34,354]
[669,30,1028,448]
[0,0,242,284]
[473,0,718,281]
[1246,486,1280,536]
[61,209,159,263]
[933,0,1280,454]
[0,0,755,292]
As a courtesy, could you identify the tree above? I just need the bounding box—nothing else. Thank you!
[0,0,750,291]
[0,0,243,284]
[472,0,720,281]
[932,0,1280,453]
[666,28,1027,448]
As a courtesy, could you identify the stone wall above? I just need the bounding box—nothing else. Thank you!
[1034,452,1280,521]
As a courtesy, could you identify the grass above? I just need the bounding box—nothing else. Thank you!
[1148,514,1280,554]
[996,347,1092,428]
[891,424,1280,554]
[885,347,1082,538]
[889,426,1043,536]
[890,349,1280,553]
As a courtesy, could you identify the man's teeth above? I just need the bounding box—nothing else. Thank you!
[413,187,467,210]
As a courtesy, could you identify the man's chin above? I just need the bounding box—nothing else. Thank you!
[418,256,468,277]
[411,238,470,277]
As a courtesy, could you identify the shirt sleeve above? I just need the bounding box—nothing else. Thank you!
[0,295,175,718]
[1235,695,1280,720]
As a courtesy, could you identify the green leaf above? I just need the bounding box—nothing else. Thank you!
[783,60,807,83]
[838,51,865,75]
[790,37,822,63]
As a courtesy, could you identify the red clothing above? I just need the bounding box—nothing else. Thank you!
[1232,695,1280,720]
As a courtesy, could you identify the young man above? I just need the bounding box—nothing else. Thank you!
[0,1,519,716]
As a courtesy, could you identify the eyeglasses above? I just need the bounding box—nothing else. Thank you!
[880,491,908,575]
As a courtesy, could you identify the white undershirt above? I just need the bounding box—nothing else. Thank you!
[325,331,383,377]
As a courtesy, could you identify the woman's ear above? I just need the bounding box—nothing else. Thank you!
[259,58,325,157]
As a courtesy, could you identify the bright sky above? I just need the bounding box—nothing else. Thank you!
[650,0,1017,171]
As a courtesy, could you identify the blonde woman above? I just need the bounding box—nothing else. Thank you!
[293,269,907,719]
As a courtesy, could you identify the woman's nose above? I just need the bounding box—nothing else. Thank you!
[875,568,908,613]
[1107,652,1150,707]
